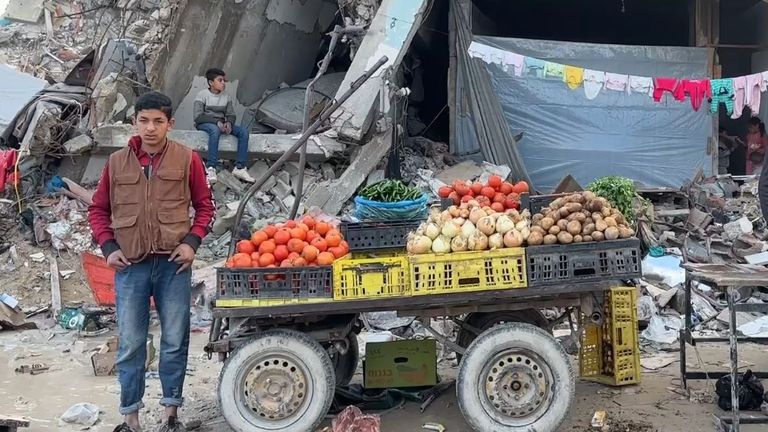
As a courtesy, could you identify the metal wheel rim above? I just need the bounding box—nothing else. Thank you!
[478,348,555,426]
[235,350,313,429]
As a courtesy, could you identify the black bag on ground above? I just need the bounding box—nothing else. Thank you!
[715,369,765,411]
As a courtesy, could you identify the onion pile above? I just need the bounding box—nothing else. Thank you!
[529,191,636,245]
[407,201,531,255]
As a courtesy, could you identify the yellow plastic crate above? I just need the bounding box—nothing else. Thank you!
[408,248,527,295]
[215,297,334,308]
[580,287,641,386]
[332,251,411,300]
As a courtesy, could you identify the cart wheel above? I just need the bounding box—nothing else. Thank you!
[330,333,359,387]
[457,322,574,432]
[218,329,336,432]
[456,310,549,362]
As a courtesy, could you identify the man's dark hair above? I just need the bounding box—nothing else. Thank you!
[134,91,173,120]
[205,68,226,83]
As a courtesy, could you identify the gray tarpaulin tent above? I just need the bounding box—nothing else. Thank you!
[452,6,713,192]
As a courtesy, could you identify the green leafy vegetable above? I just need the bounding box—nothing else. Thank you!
[359,179,422,203]
[587,176,636,223]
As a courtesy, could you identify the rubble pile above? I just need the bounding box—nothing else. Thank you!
[0,0,177,83]
[636,174,768,348]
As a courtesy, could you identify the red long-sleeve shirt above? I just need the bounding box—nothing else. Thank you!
[88,136,215,257]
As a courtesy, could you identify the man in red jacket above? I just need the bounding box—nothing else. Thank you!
[88,92,214,432]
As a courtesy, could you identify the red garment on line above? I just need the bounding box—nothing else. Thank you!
[653,77,679,102]
[673,79,712,112]
[0,149,18,191]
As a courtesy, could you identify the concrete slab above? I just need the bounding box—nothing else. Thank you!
[330,0,429,142]
[63,135,94,155]
[435,160,483,185]
[305,130,392,215]
[4,0,44,23]
[81,155,109,185]
[91,124,343,162]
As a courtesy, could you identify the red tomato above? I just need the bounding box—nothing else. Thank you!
[512,181,530,194]
[461,195,473,203]
[481,187,496,199]
[493,193,506,204]
[470,182,483,195]
[488,175,503,189]
[438,186,453,199]
[491,202,505,212]
[500,182,514,195]
[448,191,461,205]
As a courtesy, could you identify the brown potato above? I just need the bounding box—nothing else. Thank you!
[604,217,618,228]
[592,231,605,242]
[527,231,544,245]
[557,219,569,231]
[557,232,574,244]
[549,225,561,235]
[601,207,612,217]
[567,220,582,235]
[595,220,608,232]
[619,227,635,238]
[559,207,571,219]
[582,223,596,235]
[532,213,544,222]
[583,235,593,242]
[605,226,620,240]
[540,217,555,230]
[573,235,583,243]
[530,226,546,235]
[543,234,558,245]
[566,202,583,213]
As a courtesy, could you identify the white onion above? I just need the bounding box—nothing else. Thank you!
[424,222,440,240]
[515,220,529,231]
[495,215,515,234]
[503,230,523,248]
[448,206,461,218]
[407,235,432,254]
[476,216,496,236]
[440,211,454,223]
[469,208,487,225]
[488,233,504,249]
[468,231,489,251]
[461,220,477,238]
[453,217,466,226]
[432,234,452,253]
[441,222,460,239]
[451,236,468,252]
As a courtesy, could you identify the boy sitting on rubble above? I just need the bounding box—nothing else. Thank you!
[194,67,254,184]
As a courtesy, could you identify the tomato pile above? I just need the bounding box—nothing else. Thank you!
[438,175,529,212]
[226,216,349,269]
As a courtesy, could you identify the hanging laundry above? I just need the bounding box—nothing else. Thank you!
[467,42,493,63]
[524,57,546,78]
[653,77,679,102]
[710,78,735,116]
[731,76,747,119]
[629,76,654,97]
[564,66,584,90]
[503,52,525,77]
[605,73,629,92]
[673,80,712,112]
[544,61,565,79]
[583,69,606,100]
[762,71,768,89]
[745,73,765,116]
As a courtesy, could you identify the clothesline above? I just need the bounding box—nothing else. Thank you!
[467,41,766,119]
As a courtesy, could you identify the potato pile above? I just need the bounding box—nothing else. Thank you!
[528,191,635,246]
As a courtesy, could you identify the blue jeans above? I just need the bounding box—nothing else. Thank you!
[115,255,191,415]
[196,122,249,169]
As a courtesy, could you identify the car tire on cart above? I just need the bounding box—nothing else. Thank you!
[456,309,549,362]
[330,333,359,387]
[218,329,336,432]
[457,322,574,432]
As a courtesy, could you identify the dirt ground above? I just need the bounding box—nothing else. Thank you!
[3,325,768,432]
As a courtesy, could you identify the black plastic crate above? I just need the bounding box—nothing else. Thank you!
[526,239,642,287]
[216,266,333,299]
[527,193,567,214]
[340,219,423,251]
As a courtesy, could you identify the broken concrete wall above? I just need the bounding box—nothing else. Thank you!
[153,0,337,112]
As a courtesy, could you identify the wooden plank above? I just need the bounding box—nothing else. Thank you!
[330,0,430,142]
[91,125,344,162]
[213,281,613,319]
[304,130,393,215]
[50,257,61,315]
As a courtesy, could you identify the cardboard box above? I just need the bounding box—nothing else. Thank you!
[364,339,437,389]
